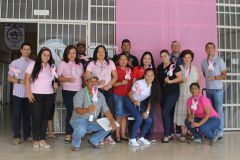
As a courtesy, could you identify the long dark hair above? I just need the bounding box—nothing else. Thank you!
[31,47,54,82]
[92,45,110,64]
[144,68,161,107]
[140,51,156,69]
[63,45,79,64]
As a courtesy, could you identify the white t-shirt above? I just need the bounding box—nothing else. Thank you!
[132,79,151,102]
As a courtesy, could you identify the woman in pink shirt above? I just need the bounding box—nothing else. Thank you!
[86,45,118,144]
[86,45,118,114]
[57,45,84,143]
[25,47,58,148]
[185,83,220,145]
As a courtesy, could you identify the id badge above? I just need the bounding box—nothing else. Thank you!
[89,115,94,122]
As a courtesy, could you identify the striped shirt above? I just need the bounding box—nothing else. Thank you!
[8,57,34,98]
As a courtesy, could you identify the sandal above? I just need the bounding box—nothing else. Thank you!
[179,134,186,142]
[115,137,121,142]
[64,139,71,144]
[48,134,58,139]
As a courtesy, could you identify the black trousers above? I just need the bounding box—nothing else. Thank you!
[30,93,54,141]
[12,96,31,139]
[62,90,77,135]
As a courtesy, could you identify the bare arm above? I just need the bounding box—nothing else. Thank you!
[196,68,201,84]
[197,106,211,126]
[8,74,19,84]
[215,70,227,80]
[104,110,117,130]
[58,75,72,82]
[187,107,194,122]
[132,78,137,85]
[75,105,96,115]
[25,73,35,103]
[172,71,183,83]
[165,71,183,84]
[107,69,118,86]
[112,80,128,87]
[209,70,227,81]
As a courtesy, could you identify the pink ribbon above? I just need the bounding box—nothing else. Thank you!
[208,59,214,72]
[134,83,141,108]
[97,62,107,77]
[9,66,21,77]
[125,67,131,80]
[92,86,99,103]
[191,97,199,112]
[79,55,90,61]
[167,64,175,77]
[135,84,141,96]
[71,66,77,77]
[184,65,190,80]
[51,64,58,80]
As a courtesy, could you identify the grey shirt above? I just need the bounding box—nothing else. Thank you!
[70,88,109,124]
[201,56,226,89]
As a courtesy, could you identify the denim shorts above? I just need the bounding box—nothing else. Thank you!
[113,94,129,117]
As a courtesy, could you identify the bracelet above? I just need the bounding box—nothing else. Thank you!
[146,111,149,114]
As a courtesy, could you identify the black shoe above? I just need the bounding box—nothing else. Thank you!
[64,139,71,144]
[88,140,101,149]
[217,136,223,141]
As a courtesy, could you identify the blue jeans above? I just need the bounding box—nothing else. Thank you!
[62,90,77,135]
[140,98,156,138]
[71,119,110,148]
[185,117,220,142]
[124,98,153,139]
[206,89,224,137]
[12,96,31,139]
[113,94,128,117]
[99,89,115,115]
[161,92,179,137]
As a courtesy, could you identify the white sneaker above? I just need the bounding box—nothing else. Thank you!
[129,139,140,147]
[39,140,50,149]
[138,137,151,145]
[32,141,39,148]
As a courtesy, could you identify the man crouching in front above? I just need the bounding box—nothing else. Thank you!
[70,73,117,151]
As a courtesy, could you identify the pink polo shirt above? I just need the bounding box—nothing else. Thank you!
[25,62,54,94]
[86,60,116,88]
[187,95,219,118]
[57,61,83,91]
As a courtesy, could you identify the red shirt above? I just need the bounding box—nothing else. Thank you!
[132,66,145,80]
[112,67,132,96]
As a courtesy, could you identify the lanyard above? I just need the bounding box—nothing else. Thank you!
[84,87,92,105]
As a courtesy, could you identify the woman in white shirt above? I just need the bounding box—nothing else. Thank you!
[126,68,160,147]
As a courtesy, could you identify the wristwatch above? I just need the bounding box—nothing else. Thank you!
[17,79,21,84]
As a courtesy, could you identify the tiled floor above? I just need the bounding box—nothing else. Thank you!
[1,105,240,160]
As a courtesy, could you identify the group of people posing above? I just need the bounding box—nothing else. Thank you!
[8,39,227,151]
